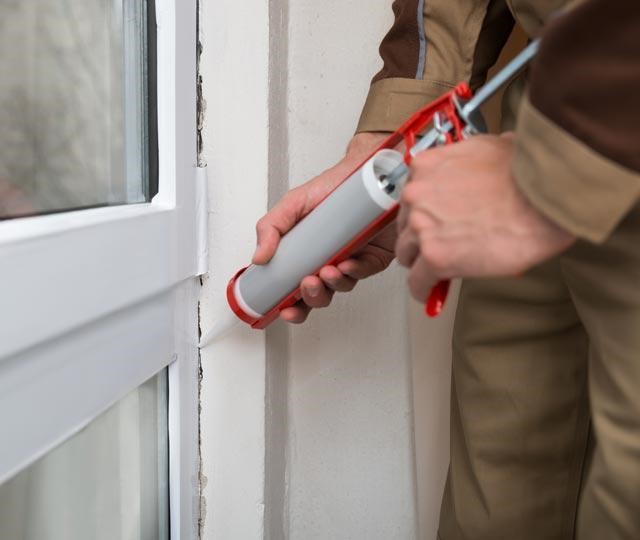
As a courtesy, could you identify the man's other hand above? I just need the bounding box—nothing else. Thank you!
[253,132,394,324]
[395,134,576,303]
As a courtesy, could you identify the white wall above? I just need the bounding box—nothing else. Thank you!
[285,2,418,539]
[200,1,453,539]
[199,0,270,538]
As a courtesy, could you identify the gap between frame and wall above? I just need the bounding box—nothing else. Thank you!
[197,0,272,537]
[197,0,293,537]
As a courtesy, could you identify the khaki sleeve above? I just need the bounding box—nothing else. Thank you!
[357,0,514,133]
[513,0,640,243]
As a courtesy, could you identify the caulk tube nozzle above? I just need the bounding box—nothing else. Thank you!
[199,305,242,347]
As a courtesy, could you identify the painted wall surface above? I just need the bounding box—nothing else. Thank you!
[199,0,271,538]
[200,1,454,539]
[285,2,418,539]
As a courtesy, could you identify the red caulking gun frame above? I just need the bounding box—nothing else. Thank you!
[228,40,540,330]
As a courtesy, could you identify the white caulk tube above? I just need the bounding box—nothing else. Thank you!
[225,149,407,330]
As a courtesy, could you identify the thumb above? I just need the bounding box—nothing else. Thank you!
[252,188,308,265]
[252,221,282,265]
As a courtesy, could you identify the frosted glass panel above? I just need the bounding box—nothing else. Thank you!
[0,370,169,540]
[0,0,154,219]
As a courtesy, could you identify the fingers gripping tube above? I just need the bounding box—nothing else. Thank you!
[228,149,407,329]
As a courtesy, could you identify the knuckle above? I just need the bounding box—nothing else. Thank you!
[255,217,269,234]
[340,279,353,291]
[314,292,332,308]
[396,251,408,268]
[396,240,415,267]
[271,189,300,218]
[343,281,356,292]
[307,289,332,308]
[283,187,300,203]
[330,279,347,292]
[349,267,366,280]
[401,183,419,205]
[400,257,413,269]
[367,251,391,273]
[421,243,449,274]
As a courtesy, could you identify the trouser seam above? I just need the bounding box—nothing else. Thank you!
[563,367,591,539]
[559,257,593,540]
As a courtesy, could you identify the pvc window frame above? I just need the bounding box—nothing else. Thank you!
[0,1,202,538]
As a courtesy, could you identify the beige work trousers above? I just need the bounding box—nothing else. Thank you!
[438,203,640,539]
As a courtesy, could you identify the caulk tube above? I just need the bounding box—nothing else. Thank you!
[228,149,407,329]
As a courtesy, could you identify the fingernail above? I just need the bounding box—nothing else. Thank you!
[309,286,321,298]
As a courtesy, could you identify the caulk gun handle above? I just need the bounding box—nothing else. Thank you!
[426,280,451,317]
[403,125,454,317]
[421,42,540,317]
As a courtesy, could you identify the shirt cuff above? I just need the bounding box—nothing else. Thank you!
[513,96,640,244]
[356,77,455,134]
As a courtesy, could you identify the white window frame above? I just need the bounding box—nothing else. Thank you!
[0,0,202,538]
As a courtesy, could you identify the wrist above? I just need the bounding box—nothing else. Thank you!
[344,132,389,163]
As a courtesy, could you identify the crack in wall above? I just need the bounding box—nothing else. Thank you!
[196,0,206,169]
[196,1,206,537]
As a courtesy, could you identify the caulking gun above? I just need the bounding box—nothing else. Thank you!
[200,40,540,345]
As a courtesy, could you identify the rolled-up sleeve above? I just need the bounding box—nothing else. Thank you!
[513,0,640,243]
[357,0,514,133]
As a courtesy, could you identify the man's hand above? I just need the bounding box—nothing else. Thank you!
[253,132,395,324]
[395,134,576,302]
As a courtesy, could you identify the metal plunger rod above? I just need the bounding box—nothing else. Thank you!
[461,39,539,118]
[382,39,540,192]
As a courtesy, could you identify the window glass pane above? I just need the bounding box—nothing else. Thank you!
[0,370,169,540]
[0,0,155,220]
